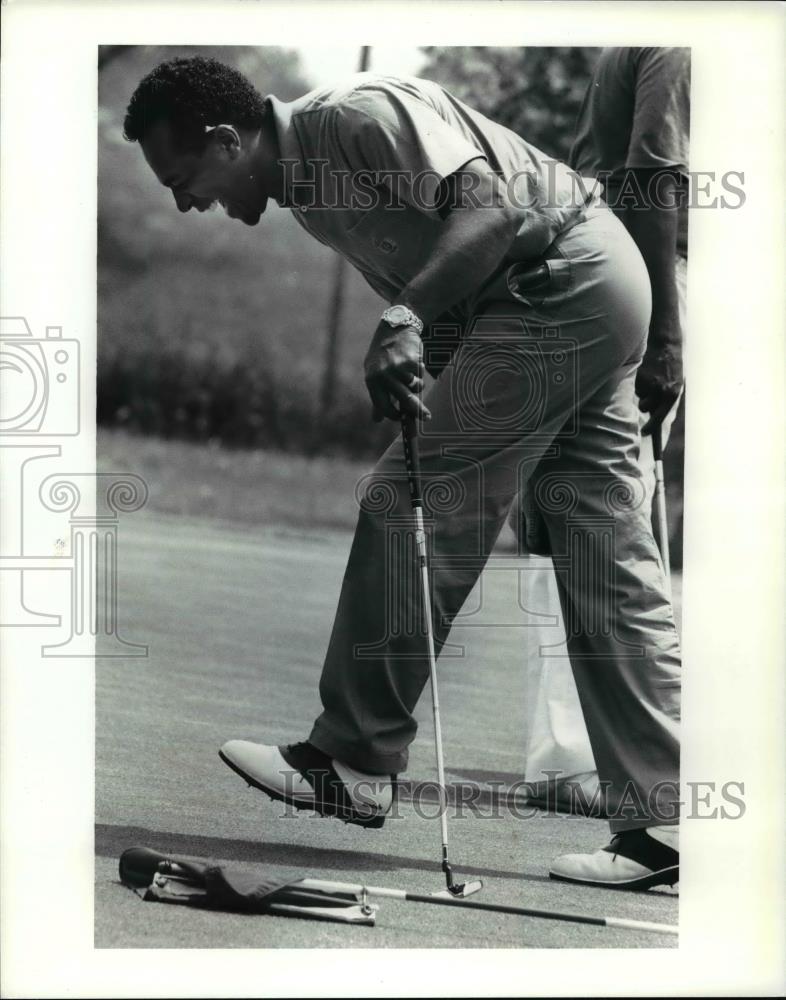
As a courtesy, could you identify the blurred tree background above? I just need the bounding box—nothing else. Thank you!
[98,45,682,559]
[421,46,600,161]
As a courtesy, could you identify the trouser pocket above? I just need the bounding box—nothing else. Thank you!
[505,256,572,313]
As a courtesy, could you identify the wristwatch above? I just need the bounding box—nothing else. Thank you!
[381,304,424,336]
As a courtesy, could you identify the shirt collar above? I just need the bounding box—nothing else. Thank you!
[265,94,310,206]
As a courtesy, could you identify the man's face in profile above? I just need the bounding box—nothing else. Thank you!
[140,120,267,226]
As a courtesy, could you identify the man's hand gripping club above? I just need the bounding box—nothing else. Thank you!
[364,320,431,423]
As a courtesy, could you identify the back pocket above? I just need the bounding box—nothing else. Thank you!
[506,255,571,315]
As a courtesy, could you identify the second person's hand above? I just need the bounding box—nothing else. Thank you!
[636,342,683,435]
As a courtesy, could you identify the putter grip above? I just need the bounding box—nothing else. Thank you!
[652,425,664,462]
[400,414,423,505]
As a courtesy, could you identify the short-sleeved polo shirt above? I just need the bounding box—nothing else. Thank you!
[570,48,691,258]
[268,74,597,304]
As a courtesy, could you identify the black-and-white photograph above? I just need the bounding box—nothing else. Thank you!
[96,40,687,945]
[2,2,784,995]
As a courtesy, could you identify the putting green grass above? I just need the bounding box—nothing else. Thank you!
[98,428,373,531]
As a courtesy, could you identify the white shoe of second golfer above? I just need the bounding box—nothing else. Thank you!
[550,826,679,890]
[551,847,652,884]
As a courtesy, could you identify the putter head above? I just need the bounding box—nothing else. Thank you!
[430,879,483,900]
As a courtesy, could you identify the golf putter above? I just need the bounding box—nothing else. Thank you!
[652,424,671,586]
[400,412,483,900]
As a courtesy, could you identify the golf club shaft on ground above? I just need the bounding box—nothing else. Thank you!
[652,425,671,582]
[296,878,678,936]
[400,413,453,884]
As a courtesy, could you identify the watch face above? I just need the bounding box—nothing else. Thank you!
[386,305,408,325]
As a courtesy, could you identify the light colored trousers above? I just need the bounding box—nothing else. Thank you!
[523,257,686,792]
[309,205,682,831]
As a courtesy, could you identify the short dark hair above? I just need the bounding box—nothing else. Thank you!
[123,56,267,150]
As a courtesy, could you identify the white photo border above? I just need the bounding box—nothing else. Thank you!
[1,0,785,996]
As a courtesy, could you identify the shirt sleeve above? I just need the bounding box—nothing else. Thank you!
[627,48,691,175]
[330,87,487,213]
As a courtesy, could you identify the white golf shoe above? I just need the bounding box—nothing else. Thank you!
[219,739,395,829]
[549,826,679,890]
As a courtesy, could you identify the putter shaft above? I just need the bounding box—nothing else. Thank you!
[400,414,464,893]
[412,500,452,876]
